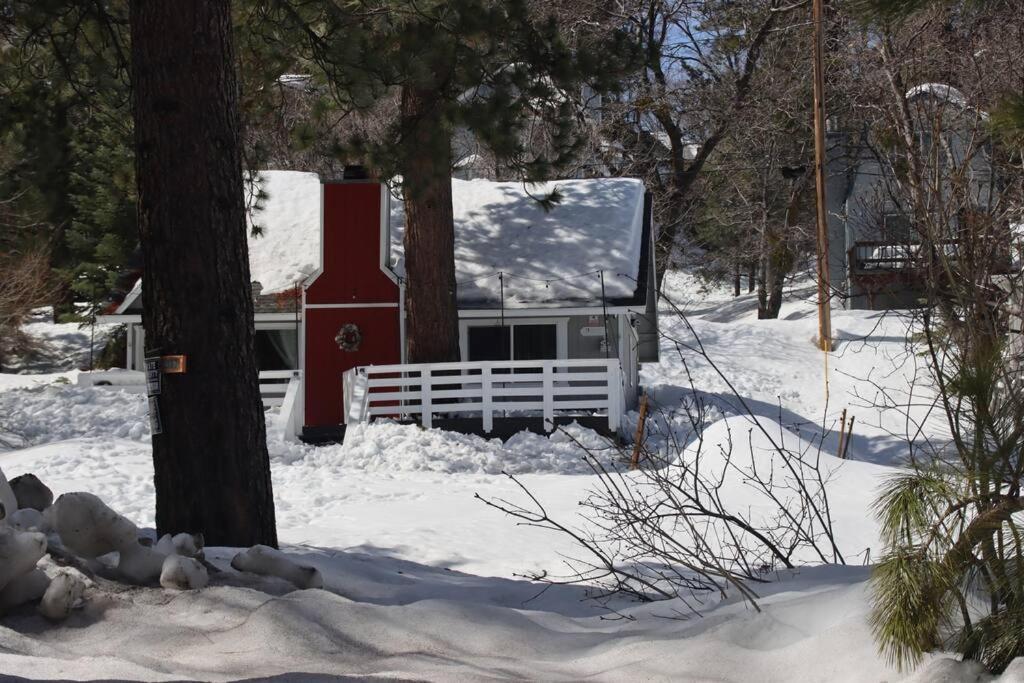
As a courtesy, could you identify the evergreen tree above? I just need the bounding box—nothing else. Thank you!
[130,0,278,546]
[65,120,137,316]
[0,1,134,319]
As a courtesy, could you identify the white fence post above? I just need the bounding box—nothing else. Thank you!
[542,361,554,432]
[357,369,369,423]
[275,370,304,440]
[607,359,622,434]
[481,365,493,434]
[342,368,353,425]
[421,365,433,429]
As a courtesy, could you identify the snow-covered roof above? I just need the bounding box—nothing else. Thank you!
[247,171,648,306]
[906,83,969,107]
[246,171,322,295]
[390,178,646,305]
[905,83,987,119]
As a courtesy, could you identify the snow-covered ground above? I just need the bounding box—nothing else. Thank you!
[0,269,996,681]
[1,308,117,374]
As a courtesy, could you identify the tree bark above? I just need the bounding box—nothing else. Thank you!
[757,259,769,317]
[764,263,785,319]
[130,0,277,547]
[758,174,808,320]
[400,85,461,363]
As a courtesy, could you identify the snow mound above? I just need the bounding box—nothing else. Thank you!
[0,385,149,449]
[303,420,617,475]
[682,414,832,465]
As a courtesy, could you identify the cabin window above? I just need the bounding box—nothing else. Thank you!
[466,323,557,362]
[512,324,557,360]
[254,328,299,370]
[467,326,511,362]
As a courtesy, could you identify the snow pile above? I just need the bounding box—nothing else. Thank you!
[0,371,80,392]
[0,384,148,449]
[651,268,944,468]
[0,378,617,476]
[391,177,647,304]
[0,549,995,682]
[302,420,616,475]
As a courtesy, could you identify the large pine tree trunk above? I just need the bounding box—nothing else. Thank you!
[130,0,277,547]
[400,85,460,363]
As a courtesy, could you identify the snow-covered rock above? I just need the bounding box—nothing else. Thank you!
[154,532,203,559]
[44,492,139,559]
[0,466,17,523]
[0,569,50,611]
[8,508,46,533]
[9,473,53,511]
[0,527,47,592]
[159,555,208,591]
[117,542,169,585]
[38,571,86,621]
[231,545,323,589]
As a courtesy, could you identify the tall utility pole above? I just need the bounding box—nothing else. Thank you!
[812,0,833,351]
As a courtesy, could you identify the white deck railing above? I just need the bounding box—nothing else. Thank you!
[258,369,297,408]
[344,358,623,433]
[78,368,304,438]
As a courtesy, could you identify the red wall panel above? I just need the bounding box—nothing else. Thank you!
[304,307,400,427]
[305,182,399,305]
[303,181,402,429]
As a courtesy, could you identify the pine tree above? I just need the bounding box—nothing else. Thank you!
[65,120,138,318]
[0,1,134,319]
[129,0,278,546]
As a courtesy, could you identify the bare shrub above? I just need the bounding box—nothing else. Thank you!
[0,250,56,372]
[480,302,844,612]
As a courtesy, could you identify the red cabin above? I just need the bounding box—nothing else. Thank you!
[99,168,657,443]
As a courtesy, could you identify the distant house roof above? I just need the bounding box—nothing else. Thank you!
[905,83,988,120]
[906,83,969,108]
[249,171,649,307]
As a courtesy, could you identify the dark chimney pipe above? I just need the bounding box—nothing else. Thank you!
[343,165,369,180]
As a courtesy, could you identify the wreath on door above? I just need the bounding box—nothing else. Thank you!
[335,323,362,352]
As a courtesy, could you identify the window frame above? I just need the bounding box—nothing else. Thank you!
[459,317,569,363]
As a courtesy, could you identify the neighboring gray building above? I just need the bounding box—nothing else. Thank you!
[825,84,999,309]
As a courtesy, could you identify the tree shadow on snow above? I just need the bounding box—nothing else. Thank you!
[259,543,609,619]
[649,387,924,467]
